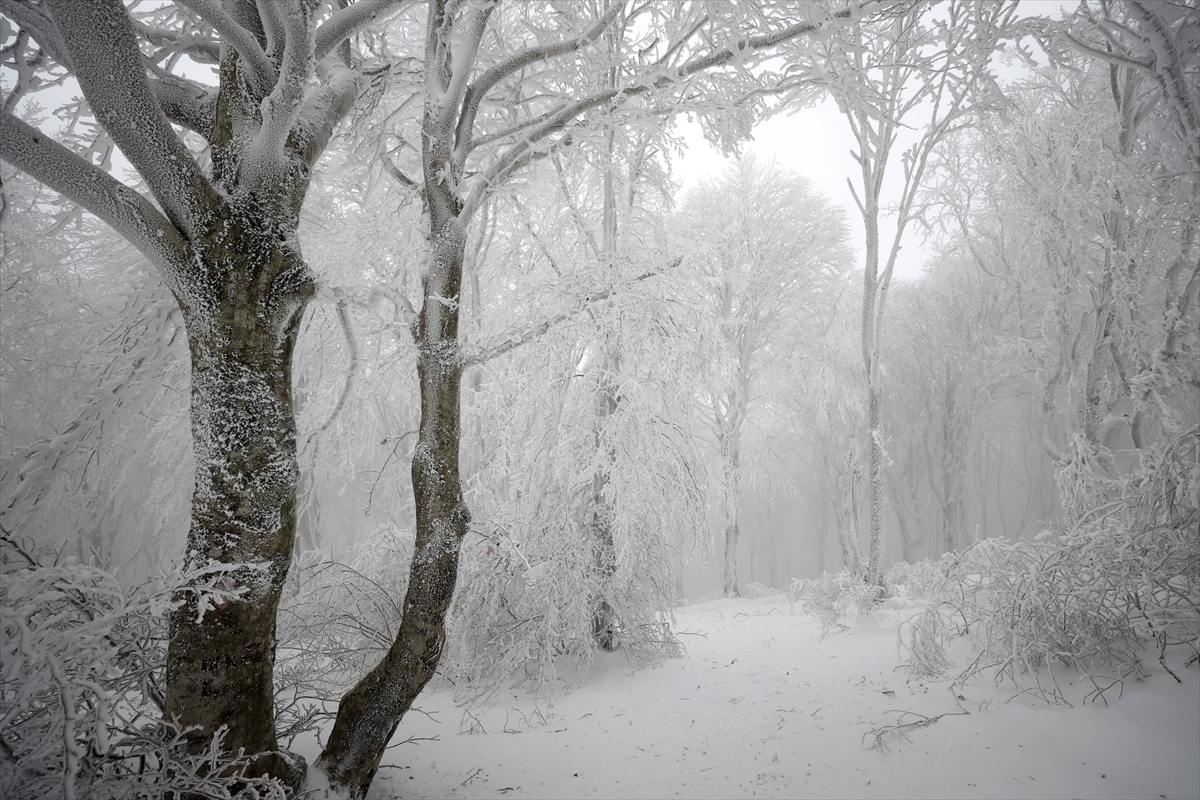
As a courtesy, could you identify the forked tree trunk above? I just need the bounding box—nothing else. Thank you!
[165,212,314,786]
[316,19,472,781]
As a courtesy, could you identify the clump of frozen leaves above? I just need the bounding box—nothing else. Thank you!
[0,541,289,799]
[905,429,1200,702]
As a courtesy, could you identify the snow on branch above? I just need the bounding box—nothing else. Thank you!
[314,0,416,63]
[461,264,675,368]
[0,283,181,537]
[0,111,192,286]
[462,3,871,220]
[0,0,72,72]
[453,2,623,163]
[174,0,275,97]
[147,72,217,137]
[44,0,218,240]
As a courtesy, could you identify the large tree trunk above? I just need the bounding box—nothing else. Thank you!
[165,216,314,786]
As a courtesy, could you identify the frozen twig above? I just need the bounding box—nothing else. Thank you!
[863,710,969,752]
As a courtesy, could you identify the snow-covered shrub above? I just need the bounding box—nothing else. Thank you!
[905,428,1200,701]
[882,558,945,601]
[789,569,883,634]
[740,582,783,600]
[437,340,699,704]
[791,560,945,635]
[274,526,413,723]
[0,544,288,798]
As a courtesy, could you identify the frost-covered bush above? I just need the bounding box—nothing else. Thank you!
[439,379,691,703]
[789,569,883,634]
[740,582,784,600]
[0,545,288,799]
[905,428,1200,702]
[790,560,945,636]
[274,526,413,719]
[882,558,945,601]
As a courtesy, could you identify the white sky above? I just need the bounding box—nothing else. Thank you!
[672,98,932,282]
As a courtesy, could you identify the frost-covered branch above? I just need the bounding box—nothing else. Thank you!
[0,283,181,536]
[0,0,72,70]
[462,267,669,367]
[314,0,415,62]
[0,111,192,285]
[242,0,318,190]
[174,0,276,97]
[453,2,623,162]
[462,5,860,221]
[43,0,218,239]
[256,0,287,63]
[147,72,217,137]
[290,64,363,171]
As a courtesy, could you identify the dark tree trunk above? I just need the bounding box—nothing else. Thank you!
[316,16,472,781]
[315,217,470,796]
[164,209,313,785]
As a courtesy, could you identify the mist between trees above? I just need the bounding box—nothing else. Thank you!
[0,0,1196,797]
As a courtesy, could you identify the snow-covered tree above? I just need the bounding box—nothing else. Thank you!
[1,0,915,794]
[787,0,1018,584]
[675,157,850,596]
[1,0,410,785]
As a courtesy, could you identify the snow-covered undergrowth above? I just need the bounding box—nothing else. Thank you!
[5,534,1198,799]
[908,430,1200,702]
[0,550,289,799]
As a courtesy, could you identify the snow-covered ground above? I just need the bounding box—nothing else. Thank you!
[322,594,1199,799]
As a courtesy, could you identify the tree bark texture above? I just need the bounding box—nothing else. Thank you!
[722,439,741,598]
[315,214,470,796]
[165,205,314,784]
[860,184,888,587]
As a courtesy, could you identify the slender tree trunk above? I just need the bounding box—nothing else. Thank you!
[858,163,890,587]
[590,369,620,649]
[591,114,621,648]
[317,10,471,785]
[839,447,868,577]
[865,381,886,584]
[165,218,314,787]
[316,208,469,796]
[721,436,741,597]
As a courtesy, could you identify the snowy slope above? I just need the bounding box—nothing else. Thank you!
[350,594,1198,799]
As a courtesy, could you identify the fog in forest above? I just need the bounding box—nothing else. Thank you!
[1,1,1196,797]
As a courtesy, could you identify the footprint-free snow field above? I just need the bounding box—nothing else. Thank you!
[336,594,1199,799]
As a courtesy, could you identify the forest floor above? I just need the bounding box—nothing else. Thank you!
[310,593,1200,799]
